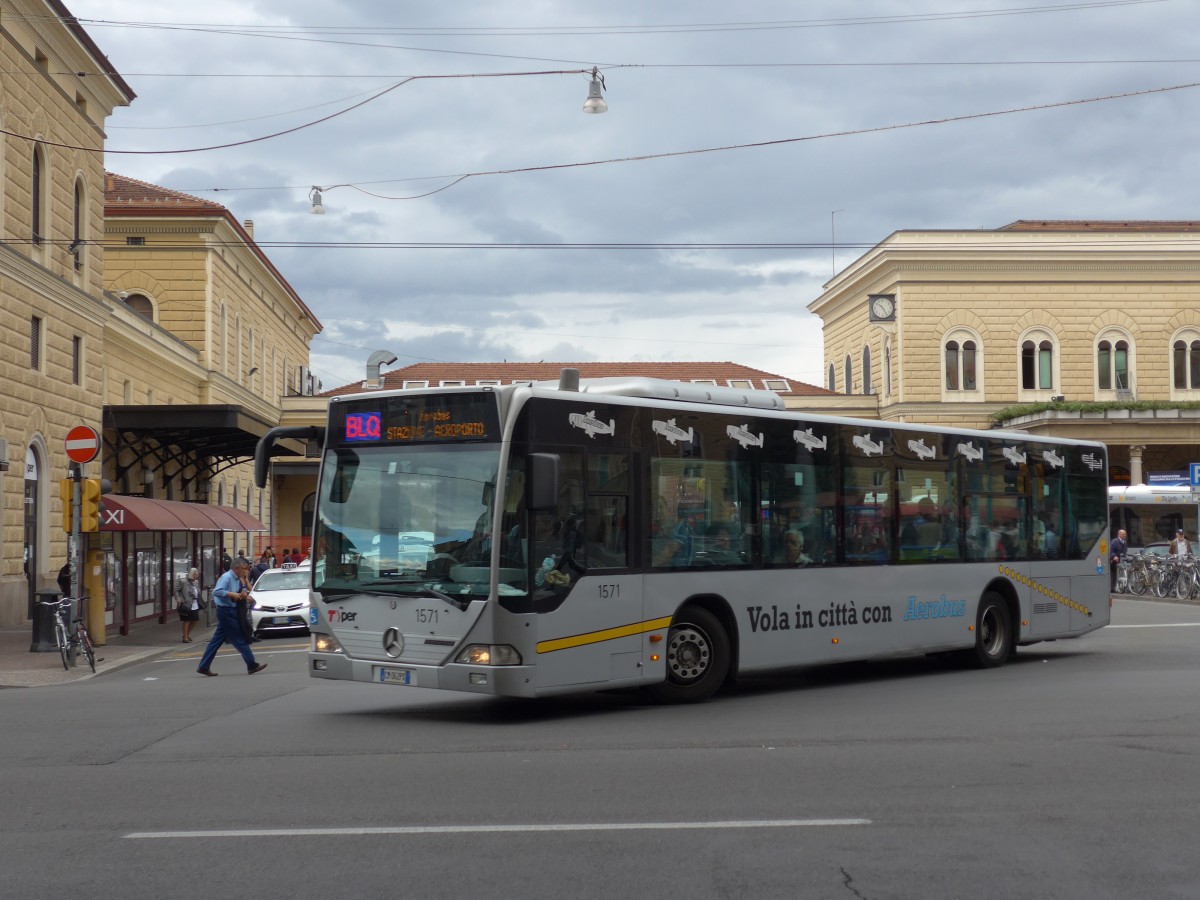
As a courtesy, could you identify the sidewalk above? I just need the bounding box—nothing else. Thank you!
[0,615,217,688]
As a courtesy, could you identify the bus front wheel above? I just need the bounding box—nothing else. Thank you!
[647,606,731,703]
[968,593,1012,668]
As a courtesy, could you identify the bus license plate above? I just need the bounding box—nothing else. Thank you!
[378,667,412,686]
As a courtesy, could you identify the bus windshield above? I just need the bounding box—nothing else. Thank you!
[313,443,526,599]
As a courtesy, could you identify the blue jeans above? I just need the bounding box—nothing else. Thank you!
[198,605,258,672]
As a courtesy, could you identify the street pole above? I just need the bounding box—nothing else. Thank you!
[70,462,81,600]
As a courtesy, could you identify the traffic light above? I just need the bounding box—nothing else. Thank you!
[80,478,106,532]
[60,479,74,533]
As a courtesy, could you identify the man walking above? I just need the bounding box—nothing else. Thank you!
[1110,528,1128,593]
[196,556,267,677]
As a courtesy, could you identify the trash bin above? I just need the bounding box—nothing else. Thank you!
[30,589,62,653]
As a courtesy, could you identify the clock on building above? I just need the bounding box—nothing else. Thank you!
[868,294,896,322]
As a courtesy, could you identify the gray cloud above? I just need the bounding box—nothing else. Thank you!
[79,0,1200,387]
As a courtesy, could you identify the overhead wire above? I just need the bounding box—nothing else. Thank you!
[304,79,1200,200]
[60,1,1168,38]
[0,68,596,154]
[37,1,1168,68]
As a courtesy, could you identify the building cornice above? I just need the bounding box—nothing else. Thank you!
[0,240,108,327]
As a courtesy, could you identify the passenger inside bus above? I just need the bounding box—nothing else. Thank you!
[697,522,745,566]
[773,529,813,566]
[653,507,695,567]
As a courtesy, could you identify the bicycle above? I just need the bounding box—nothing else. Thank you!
[1175,556,1200,600]
[1123,552,1151,596]
[38,596,96,673]
[1114,557,1130,593]
[1155,557,1183,599]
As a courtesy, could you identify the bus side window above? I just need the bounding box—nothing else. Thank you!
[531,451,586,589]
[585,495,627,568]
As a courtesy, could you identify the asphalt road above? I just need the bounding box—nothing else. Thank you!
[2,598,1198,900]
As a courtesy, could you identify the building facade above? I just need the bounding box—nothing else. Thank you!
[810,221,1200,485]
[0,3,320,628]
[1,0,134,623]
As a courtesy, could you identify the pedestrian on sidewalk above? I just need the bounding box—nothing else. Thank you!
[196,557,267,677]
[176,568,202,643]
[1110,528,1128,593]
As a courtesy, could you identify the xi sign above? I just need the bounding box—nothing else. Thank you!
[65,425,100,464]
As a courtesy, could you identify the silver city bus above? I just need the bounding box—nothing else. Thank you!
[255,370,1111,702]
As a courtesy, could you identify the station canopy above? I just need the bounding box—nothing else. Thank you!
[99,495,266,532]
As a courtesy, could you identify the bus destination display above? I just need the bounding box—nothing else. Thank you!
[339,393,497,444]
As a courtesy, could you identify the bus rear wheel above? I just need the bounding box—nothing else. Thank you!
[647,606,730,703]
[967,592,1012,669]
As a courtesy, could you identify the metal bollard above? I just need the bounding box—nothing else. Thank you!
[30,589,62,653]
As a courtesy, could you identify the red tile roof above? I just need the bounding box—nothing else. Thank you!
[104,173,224,210]
[105,173,320,329]
[323,361,831,398]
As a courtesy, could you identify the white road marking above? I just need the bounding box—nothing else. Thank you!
[1107,623,1200,629]
[126,819,871,839]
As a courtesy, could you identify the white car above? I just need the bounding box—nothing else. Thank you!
[249,567,311,637]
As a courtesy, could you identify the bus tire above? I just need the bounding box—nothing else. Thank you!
[968,592,1012,669]
[646,606,731,703]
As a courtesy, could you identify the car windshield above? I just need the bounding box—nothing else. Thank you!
[252,571,310,591]
[313,444,528,599]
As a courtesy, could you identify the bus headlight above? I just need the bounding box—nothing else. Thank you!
[313,633,344,654]
[455,644,522,666]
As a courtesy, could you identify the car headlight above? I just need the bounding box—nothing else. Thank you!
[454,644,522,666]
[313,633,344,654]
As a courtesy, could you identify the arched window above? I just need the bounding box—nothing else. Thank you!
[861,346,872,395]
[884,342,892,396]
[124,293,153,321]
[942,329,981,396]
[1021,339,1054,390]
[32,144,45,246]
[1097,335,1131,393]
[1173,333,1200,390]
[828,363,836,391]
[72,178,84,271]
[844,355,853,394]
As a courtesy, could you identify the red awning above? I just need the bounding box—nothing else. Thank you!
[99,495,267,532]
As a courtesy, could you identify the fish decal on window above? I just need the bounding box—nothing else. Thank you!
[852,433,884,456]
[568,410,615,439]
[1003,446,1027,466]
[1042,449,1064,469]
[726,424,764,449]
[956,441,983,462]
[907,439,936,460]
[652,418,694,445]
[793,428,828,452]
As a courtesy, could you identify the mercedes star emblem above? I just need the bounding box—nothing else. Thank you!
[383,627,404,658]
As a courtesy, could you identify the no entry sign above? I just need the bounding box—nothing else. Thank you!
[65,425,100,464]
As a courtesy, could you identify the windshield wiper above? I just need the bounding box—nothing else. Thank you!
[359,573,427,585]
[351,579,474,610]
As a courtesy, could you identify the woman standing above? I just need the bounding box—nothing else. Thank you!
[176,567,202,643]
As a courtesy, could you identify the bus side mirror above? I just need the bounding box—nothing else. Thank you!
[528,453,560,511]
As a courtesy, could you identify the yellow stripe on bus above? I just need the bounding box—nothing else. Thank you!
[537,616,675,655]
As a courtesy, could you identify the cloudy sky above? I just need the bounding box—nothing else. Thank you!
[66,0,1200,391]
